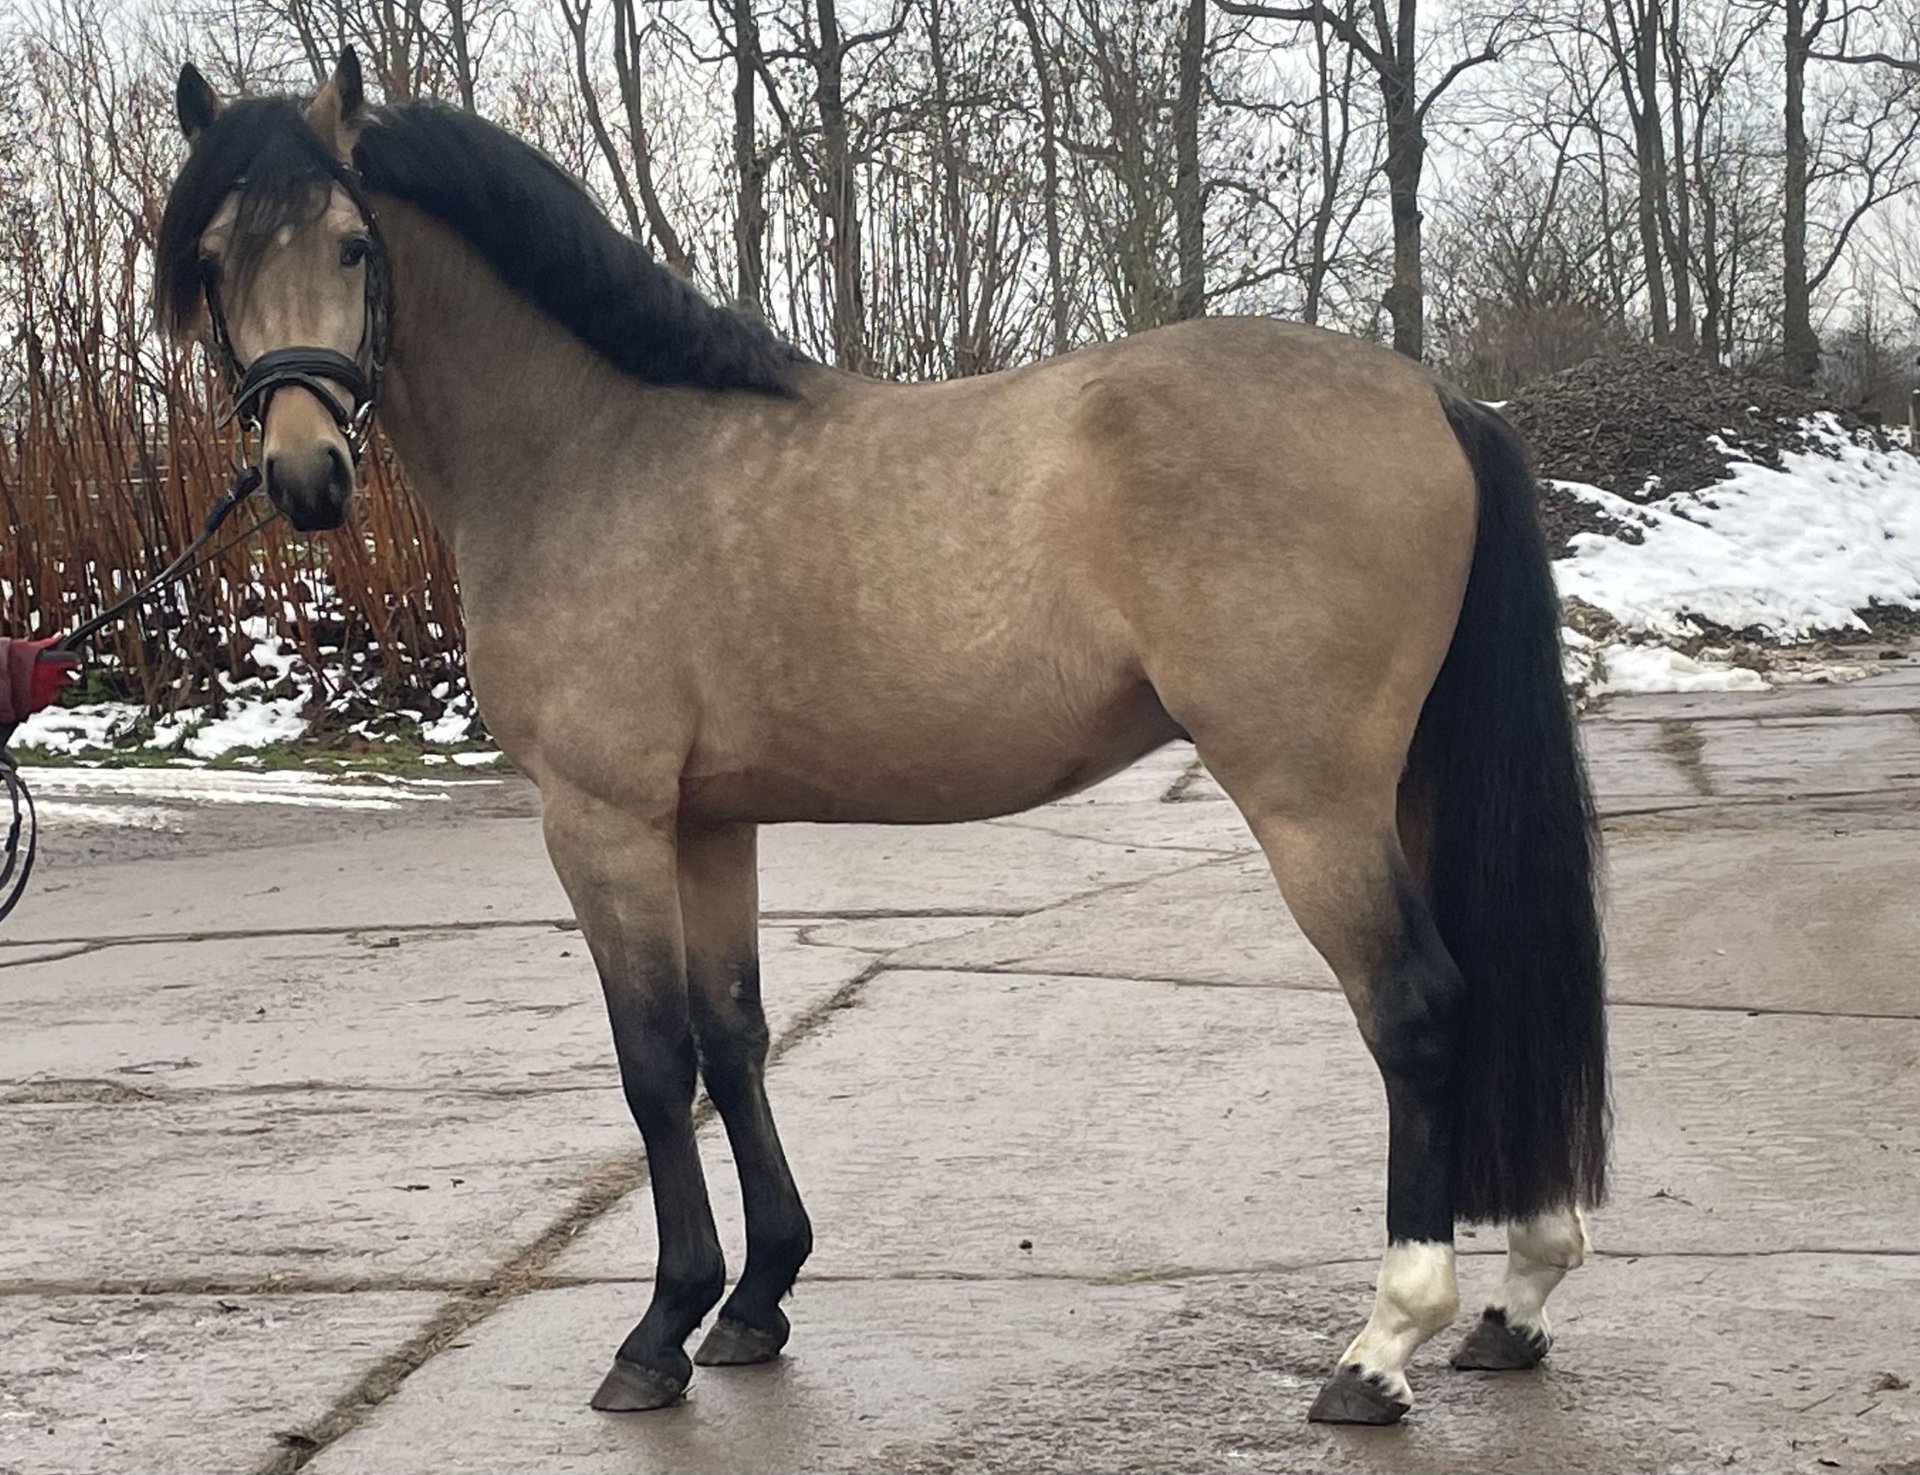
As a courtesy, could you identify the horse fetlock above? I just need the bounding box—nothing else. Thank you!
[1511,1204,1590,1272]
[657,1254,729,1322]
[1373,1240,1460,1334]
[1325,1240,1457,1417]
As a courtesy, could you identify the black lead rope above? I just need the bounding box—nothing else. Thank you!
[49,463,264,659]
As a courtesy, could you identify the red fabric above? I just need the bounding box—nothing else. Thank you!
[0,638,77,725]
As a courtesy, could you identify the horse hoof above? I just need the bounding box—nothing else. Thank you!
[694,1315,788,1366]
[1307,1364,1411,1425]
[1451,1309,1551,1371]
[589,1358,686,1411]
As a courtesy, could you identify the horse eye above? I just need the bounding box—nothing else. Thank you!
[198,253,222,284]
[340,237,370,268]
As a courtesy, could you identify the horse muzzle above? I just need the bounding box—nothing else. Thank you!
[265,442,353,531]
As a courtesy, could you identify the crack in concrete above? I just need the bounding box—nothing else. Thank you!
[1597,786,1920,821]
[1599,704,1920,727]
[984,813,1245,857]
[250,955,891,1475]
[0,907,1037,967]
[0,1076,611,1104]
[0,917,580,962]
[11,1244,1917,1304]
[881,960,1920,1022]
[1160,756,1211,803]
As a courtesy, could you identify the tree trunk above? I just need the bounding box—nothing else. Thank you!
[558,0,646,241]
[447,0,477,110]
[1012,0,1068,354]
[1371,0,1423,360]
[1629,1,1670,341]
[814,0,869,372]
[1782,0,1819,385]
[927,0,978,371]
[1660,0,1695,351]
[1381,67,1424,360]
[1171,0,1206,321]
[610,0,691,275]
[731,0,766,312]
[1302,14,1348,327]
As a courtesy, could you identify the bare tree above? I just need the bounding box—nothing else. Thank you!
[1778,0,1920,383]
[1218,0,1506,360]
[1172,0,1206,319]
[555,0,690,274]
[1299,7,1372,325]
[1011,0,1070,351]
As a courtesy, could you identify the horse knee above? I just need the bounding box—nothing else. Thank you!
[614,1024,700,1128]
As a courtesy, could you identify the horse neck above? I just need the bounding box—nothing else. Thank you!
[370,200,688,540]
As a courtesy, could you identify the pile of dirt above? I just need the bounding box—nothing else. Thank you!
[1502,342,1884,552]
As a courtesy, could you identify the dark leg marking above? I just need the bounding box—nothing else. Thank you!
[591,963,727,1411]
[689,954,812,1367]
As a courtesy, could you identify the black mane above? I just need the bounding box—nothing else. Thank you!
[156,96,799,396]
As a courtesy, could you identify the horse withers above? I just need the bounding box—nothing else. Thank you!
[155,49,1607,1426]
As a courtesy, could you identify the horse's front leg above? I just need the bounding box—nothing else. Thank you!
[678,822,814,1368]
[542,788,726,1411]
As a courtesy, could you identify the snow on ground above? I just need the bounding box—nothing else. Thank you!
[10,702,145,756]
[18,767,498,830]
[1592,643,1767,695]
[22,767,480,808]
[1554,415,1920,639]
[1552,414,1920,693]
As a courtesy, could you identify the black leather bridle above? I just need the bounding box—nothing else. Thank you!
[203,177,392,464]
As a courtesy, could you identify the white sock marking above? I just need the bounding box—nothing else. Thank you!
[1338,1240,1460,1404]
[1485,1206,1588,1340]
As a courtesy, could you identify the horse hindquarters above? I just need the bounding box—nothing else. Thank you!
[1139,388,1605,1422]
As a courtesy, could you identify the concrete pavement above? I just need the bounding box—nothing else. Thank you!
[2,654,1917,1474]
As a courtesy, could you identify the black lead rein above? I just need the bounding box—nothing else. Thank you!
[48,462,267,660]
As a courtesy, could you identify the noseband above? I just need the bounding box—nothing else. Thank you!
[203,180,391,463]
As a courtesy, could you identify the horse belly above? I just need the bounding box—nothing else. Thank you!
[680,672,1182,825]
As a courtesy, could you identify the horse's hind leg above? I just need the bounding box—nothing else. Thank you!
[1452,1207,1587,1370]
[542,790,726,1411]
[1204,769,1466,1423]
[676,822,814,1367]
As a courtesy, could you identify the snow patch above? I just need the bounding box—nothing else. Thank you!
[19,767,466,810]
[1594,643,1767,695]
[1553,415,1920,639]
[10,702,143,756]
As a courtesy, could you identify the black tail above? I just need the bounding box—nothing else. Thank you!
[1415,388,1609,1224]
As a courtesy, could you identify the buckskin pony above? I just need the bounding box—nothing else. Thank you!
[153,51,1607,1425]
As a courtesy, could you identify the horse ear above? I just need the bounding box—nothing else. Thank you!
[306,47,368,161]
[176,62,221,142]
